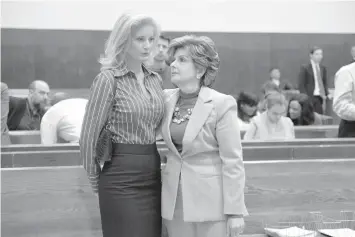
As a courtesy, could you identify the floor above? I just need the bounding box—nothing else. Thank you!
[1,159,355,236]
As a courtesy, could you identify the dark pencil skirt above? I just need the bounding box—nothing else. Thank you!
[98,143,162,237]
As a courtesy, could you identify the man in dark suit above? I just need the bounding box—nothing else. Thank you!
[7,80,50,130]
[298,46,330,114]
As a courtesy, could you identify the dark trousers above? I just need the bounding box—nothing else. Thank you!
[312,95,324,114]
[338,119,355,138]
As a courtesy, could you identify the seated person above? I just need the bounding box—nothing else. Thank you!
[7,80,50,130]
[287,93,332,126]
[40,93,88,144]
[257,81,281,113]
[1,82,11,145]
[244,91,295,140]
[268,67,294,90]
[236,91,259,131]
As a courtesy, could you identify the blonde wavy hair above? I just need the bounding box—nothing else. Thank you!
[99,12,160,71]
[167,35,220,87]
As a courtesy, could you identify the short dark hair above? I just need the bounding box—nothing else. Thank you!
[310,46,322,55]
[236,91,259,122]
[159,35,171,43]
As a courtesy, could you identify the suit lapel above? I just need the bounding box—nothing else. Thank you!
[181,87,213,156]
[161,89,180,157]
[307,63,314,79]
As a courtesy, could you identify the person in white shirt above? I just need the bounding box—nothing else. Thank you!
[333,62,355,137]
[40,96,88,144]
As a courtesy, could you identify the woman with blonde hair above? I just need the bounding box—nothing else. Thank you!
[160,35,248,237]
[80,12,164,237]
[244,91,295,140]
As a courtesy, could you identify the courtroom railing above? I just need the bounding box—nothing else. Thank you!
[2,138,355,168]
[8,125,340,145]
[9,130,41,144]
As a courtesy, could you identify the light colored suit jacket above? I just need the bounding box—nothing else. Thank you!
[333,62,355,121]
[160,86,248,222]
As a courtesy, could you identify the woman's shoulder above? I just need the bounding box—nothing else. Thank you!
[96,69,116,80]
[203,88,236,109]
[206,87,230,99]
[163,88,179,100]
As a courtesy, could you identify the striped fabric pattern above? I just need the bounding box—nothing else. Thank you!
[80,65,165,192]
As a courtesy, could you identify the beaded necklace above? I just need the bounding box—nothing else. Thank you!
[172,88,200,124]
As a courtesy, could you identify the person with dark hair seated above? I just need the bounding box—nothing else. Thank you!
[236,91,259,131]
[287,93,332,126]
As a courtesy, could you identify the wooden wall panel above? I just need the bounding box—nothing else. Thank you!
[2,29,354,96]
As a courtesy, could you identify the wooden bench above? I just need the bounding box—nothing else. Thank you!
[8,125,340,145]
[9,88,90,99]
[9,130,41,144]
[2,138,355,168]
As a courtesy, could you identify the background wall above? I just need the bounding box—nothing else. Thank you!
[2,1,355,95]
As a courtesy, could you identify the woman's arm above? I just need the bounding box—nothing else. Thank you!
[216,95,248,216]
[80,72,114,193]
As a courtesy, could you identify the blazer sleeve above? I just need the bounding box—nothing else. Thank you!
[298,65,307,94]
[216,95,248,216]
[333,67,355,121]
[79,71,114,193]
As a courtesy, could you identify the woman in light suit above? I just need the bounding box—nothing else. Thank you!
[160,35,248,237]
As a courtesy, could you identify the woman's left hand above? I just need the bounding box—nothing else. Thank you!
[226,216,245,237]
